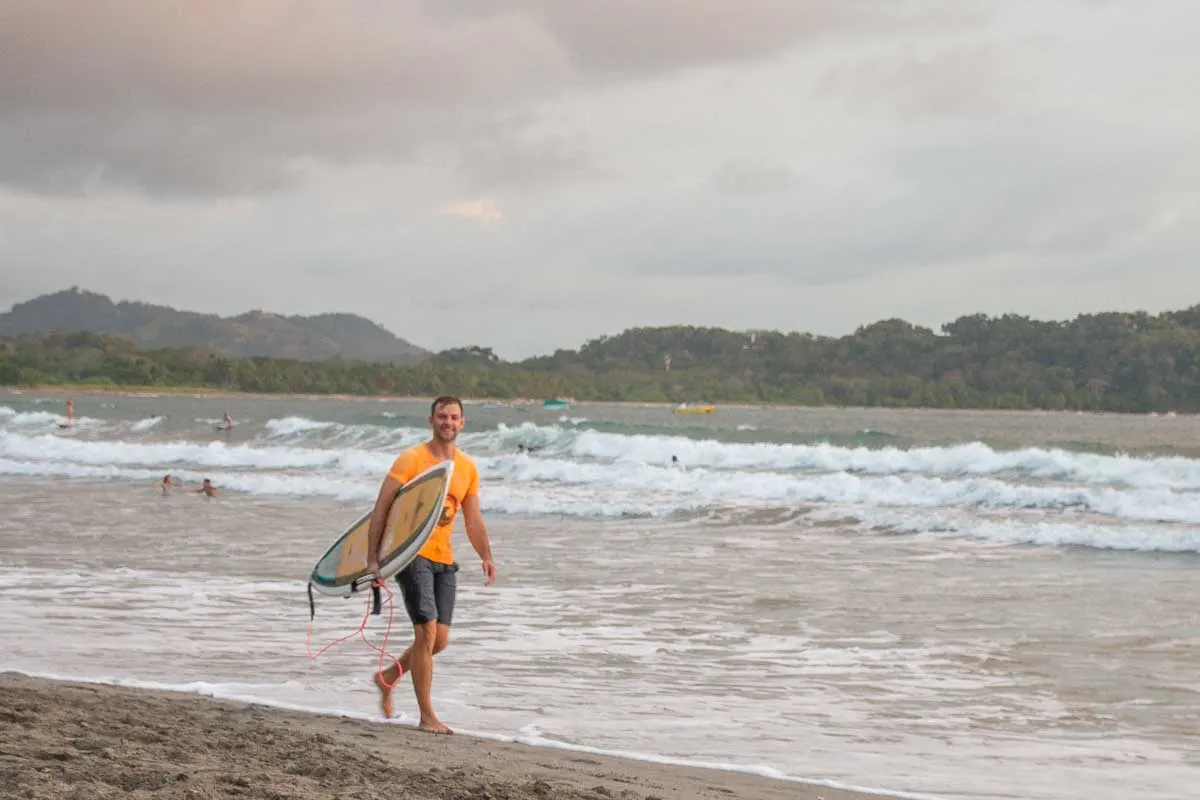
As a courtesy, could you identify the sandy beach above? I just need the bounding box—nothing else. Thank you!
[0,674,878,800]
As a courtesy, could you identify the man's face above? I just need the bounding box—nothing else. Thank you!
[430,402,464,443]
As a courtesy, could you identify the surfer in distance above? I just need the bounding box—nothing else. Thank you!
[58,398,74,429]
[365,395,497,735]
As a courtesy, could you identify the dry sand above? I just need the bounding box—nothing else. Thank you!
[0,673,883,800]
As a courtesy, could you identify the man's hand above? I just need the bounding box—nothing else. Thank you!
[481,558,497,586]
[368,560,382,583]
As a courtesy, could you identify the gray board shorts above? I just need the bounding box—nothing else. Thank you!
[396,556,459,626]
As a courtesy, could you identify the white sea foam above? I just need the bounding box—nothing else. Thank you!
[564,429,1200,489]
[831,507,1200,554]
[152,414,1200,492]
[4,408,1200,553]
[2,442,1200,551]
[0,431,395,474]
[263,416,339,436]
[0,406,99,429]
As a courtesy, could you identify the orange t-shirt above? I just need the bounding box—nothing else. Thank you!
[387,443,480,566]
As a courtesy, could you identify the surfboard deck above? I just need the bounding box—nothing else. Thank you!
[308,459,454,598]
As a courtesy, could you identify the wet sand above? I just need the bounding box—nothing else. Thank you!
[0,674,880,800]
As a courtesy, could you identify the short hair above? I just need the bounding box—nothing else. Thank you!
[430,395,464,416]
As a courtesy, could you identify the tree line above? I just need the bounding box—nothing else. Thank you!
[3,305,1200,413]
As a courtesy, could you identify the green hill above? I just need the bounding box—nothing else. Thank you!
[3,304,1200,413]
[0,288,429,364]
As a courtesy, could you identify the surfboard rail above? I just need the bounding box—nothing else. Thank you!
[307,459,454,599]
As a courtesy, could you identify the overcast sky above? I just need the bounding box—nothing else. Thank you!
[1,1,1197,359]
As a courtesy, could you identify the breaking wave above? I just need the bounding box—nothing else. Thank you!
[3,408,1199,553]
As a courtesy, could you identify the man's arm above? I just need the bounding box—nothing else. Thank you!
[462,494,496,585]
[365,474,402,577]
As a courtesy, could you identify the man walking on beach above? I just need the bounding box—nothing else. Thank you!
[366,396,497,735]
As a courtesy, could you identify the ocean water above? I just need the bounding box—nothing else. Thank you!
[1,390,1198,800]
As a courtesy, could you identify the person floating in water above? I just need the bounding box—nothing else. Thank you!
[671,455,685,471]
[197,478,219,497]
[160,474,181,495]
[516,444,540,454]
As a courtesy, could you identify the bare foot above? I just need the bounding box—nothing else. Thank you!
[373,672,394,719]
[418,717,453,735]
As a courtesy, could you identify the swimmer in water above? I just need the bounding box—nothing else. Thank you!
[197,478,219,497]
[160,474,181,495]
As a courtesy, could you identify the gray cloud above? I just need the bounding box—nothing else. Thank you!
[427,1,857,75]
[0,3,566,113]
[2,1,1199,360]
[0,1,939,197]
[448,114,600,192]
[0,2,571,196]
[710,160,799,195]
[813,43,1019,117]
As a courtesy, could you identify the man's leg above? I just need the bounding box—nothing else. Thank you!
[380,624,448,685]
[407,619,450,734]
[375,558,437,719]
[407,561,457,733]
[378,557,453,680]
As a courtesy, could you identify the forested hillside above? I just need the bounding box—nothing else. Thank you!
[0,288,429,364]
[2,305,1199,412]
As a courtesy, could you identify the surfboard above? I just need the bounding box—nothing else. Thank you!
[307,459,454,599]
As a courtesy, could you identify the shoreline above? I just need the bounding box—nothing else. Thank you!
[1,382,1186,417]
[0,672,908,800]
